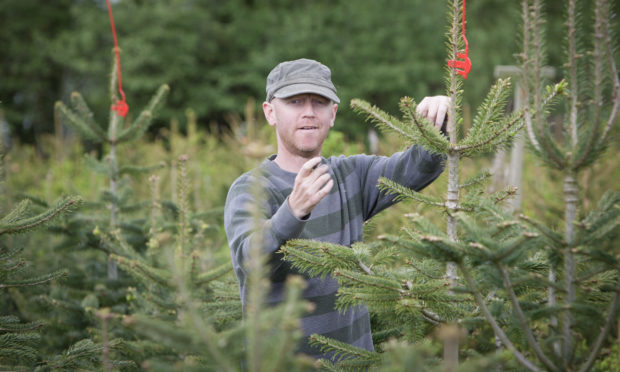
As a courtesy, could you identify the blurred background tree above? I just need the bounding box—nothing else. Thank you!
[3,0,605,146]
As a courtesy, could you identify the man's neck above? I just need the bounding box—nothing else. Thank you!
[273,152,320,173]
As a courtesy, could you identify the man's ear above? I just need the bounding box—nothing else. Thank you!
[329,103,338,128]
[263,101,276,127]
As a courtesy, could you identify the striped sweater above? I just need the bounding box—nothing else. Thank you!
[224,146,445,360]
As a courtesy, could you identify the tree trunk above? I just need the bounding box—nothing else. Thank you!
[443,2,461,366]
[107,113,119,280]
[562,173,578,362]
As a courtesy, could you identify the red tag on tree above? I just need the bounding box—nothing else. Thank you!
[448,0,471,79]
[106,0,129,117]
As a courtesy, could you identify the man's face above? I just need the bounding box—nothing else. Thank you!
[263,93,338,159]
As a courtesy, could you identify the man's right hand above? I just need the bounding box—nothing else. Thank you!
[288,157,334,219]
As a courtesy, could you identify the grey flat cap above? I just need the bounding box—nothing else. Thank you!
[265,58,340,103]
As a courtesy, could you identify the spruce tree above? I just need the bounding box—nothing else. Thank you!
[24,54,170,369]
[518,0,620,370]
[55,53,168,278]
[281,0,566,370]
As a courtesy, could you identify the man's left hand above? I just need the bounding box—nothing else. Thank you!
[416,96,450,131]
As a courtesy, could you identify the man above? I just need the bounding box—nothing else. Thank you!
[224,58,447,360]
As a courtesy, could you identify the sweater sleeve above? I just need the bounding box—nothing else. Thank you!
[353,145,445,220]
[224,174,307,272]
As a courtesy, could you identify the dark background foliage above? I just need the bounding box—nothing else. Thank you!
[0,0,614,145]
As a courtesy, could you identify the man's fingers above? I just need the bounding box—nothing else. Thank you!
[299,157,323,176]
[298,164,329,188]
[436,104,448,128]
[302,172,332,199]
[289,166,333,218]
[319,178,334,196]
[294,162,331,199]
[427,104,439,126]
[418,96,450,129]
[315,173,332,189]
[416,98,429,117]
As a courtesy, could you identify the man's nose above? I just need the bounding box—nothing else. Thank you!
[301,100,316,116]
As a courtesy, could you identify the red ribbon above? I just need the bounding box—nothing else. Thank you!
[448,0,471,79]
[106,0,129,117]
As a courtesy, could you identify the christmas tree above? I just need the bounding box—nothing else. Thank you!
[50,53,314,370]
[26,54,170,369]
[517,0,620,370]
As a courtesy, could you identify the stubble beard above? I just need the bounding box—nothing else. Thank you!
[276,128,323,158]
[290,140,321,158]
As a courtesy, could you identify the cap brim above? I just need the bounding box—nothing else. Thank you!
[273,83,340,104]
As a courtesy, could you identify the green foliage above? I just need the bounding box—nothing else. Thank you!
[30,55,318,370]
[282,0,620,371]
[56,68,169,146]
[378,177,445,206]
[0,316,41,368]
[0,197,81,236]
[11,52,173,369]
[1,0,618,369]
[459,78,514,155]
[0,193,80,368]
[3,102,618,370]
[577,191,620,252]
[41,337,133,371]
[3,0,583,142]
[55,100,104,144]
[311,334,380,369]
[117,84,170,143]
[282,239,361,279]
[351,98,450,155]
[107,159,316,371]
[0,0,74,141]
[593,341,620,372]
[321,130,363,158]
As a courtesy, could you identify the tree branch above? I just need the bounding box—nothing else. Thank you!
[455,111,524,153]
[421,309,443,325]
[519,214,566,247]
[406,103,448,152]
[404,258,445,280]
[573,0,611,169]
[575,266,611,283]
[567,0,579,149]
[358,260,374,276]
[498,265,558,372]
[521,0,542,153]
[578,276,620,372]
[598,0,620,146]
[0,197,81,235]
[460,264,542,372]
